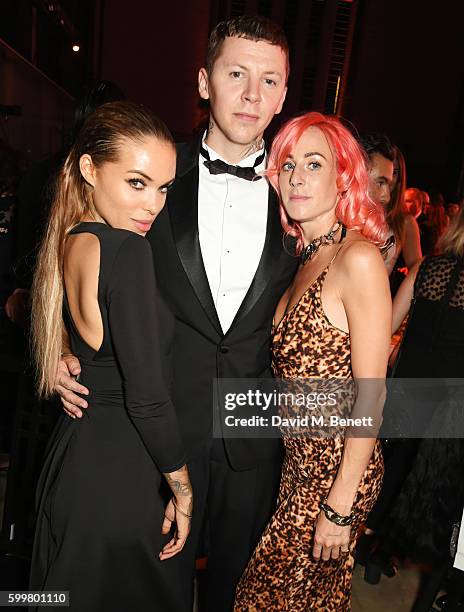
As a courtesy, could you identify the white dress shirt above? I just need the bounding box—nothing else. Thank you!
[198,138,269,333]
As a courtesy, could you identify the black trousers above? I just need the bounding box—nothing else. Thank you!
[176,438,283,612]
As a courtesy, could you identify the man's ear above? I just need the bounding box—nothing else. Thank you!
[79,154,96,187]
[274,85,288,116]
[198,68,210,101]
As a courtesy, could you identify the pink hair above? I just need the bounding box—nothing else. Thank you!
[267,112,388,254]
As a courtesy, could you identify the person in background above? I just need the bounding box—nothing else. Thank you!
[355,136,421,579]
[374,203,464,610]
[404,187,423,219]
[416,190,431,228]
[421,190,431,216]
[446,201,461,221]
[446,202,462,221]
[419,191,449,255]
[360,135,422,278]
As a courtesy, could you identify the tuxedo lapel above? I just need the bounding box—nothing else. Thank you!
[168,137,223,336]
[227,188,283,332]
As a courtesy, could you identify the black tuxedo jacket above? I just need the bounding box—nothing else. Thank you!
[147,136,298,470]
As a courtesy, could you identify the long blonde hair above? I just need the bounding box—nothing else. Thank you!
[31,101,174,397]
[437,202,464,258]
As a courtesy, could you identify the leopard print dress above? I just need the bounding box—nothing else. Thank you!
[234,264,384,611]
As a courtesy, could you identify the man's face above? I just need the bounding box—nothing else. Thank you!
[367,152,394,207]
[198,36,288,151]
[447,204,460,218]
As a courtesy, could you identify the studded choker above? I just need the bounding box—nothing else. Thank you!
[300,221,344,266]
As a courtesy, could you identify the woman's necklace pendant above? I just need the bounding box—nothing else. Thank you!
[300,221,342,266]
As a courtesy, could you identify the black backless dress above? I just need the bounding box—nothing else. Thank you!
[30,222,187,611]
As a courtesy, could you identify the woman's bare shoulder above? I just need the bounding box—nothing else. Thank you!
[341,231,383,261]
[335,232,386,279]
[65,232,100,277]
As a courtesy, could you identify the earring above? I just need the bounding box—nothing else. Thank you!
[282,230,298,257]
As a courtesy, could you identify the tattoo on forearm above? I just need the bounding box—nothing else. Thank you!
[164,468,192,497]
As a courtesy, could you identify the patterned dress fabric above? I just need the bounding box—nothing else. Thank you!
[235,262,384,611]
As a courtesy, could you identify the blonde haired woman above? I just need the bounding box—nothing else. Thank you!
[30,101,192,611]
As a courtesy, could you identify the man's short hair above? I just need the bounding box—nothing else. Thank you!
[206,14,289,79]
[358,133,394,163]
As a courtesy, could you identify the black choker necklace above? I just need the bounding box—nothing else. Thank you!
[300,221,344,266]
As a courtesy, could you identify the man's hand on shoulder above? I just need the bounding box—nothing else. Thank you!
[55,354,89,418]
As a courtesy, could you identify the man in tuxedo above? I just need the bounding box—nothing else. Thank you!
[56,15,297,611]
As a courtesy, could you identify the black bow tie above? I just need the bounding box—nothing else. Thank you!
[200,145,264,181]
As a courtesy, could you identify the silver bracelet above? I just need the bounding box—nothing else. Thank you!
[172,499,192,519]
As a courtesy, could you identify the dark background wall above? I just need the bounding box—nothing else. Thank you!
[342,0,464,197]
[0,40,74,160]
[96,0,464,198]
[99,0,211,140]
[1,0,463,197]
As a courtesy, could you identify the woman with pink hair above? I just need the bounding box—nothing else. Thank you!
[235,113,391,610]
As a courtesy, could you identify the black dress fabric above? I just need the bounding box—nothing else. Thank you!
[29,222,186,611]
[380,254,464,563]
[395,254,464,378]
